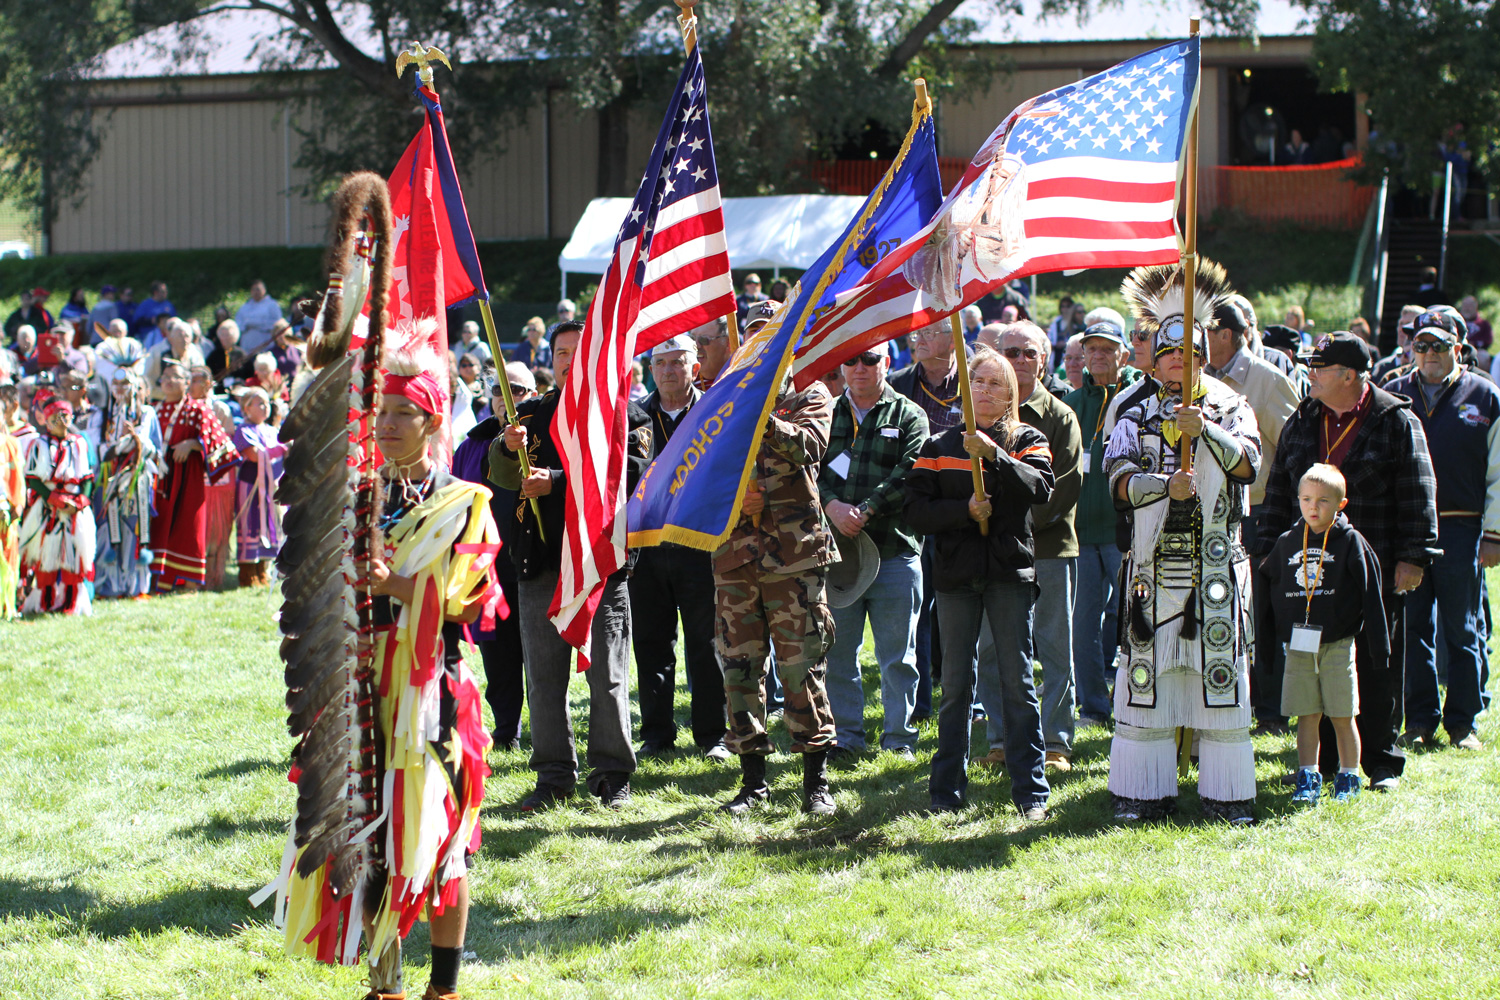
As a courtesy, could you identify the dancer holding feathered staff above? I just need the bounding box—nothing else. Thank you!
[93,366,162,599]
[258,173,502,1000]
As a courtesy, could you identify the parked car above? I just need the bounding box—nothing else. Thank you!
[0,241,34,259]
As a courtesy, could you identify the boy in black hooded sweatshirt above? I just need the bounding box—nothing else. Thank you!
[1258,463,1388,805]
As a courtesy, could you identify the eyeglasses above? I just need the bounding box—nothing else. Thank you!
[1002,346,1042,361]
[843,352,883,368]
[1411,340,1453,354]
[693,335,726,348]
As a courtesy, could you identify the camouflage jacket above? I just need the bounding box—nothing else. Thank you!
[713,380,837,576]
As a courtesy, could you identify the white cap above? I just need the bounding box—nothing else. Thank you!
[503,361,537,391]
[652,333,698,358]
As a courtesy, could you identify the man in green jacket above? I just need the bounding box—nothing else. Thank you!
[1063,321,1143,728]
[976,321,1083,768]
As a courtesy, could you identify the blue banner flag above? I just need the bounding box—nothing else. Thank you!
[627,99,945,550]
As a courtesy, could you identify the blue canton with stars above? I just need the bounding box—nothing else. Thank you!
[1003,39,1199,168]
[617,45,720,283]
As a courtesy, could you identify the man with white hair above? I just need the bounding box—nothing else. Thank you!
[959,305,984,344]
[546,298,576,337]
[631,333,729,760]
[455,319,492,364]
[144,319,205,400]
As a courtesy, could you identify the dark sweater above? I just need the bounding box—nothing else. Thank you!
[903,421,1054,591]
[1255,512,1390,672]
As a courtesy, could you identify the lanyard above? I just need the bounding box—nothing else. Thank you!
[1301,521,1332,624]
[1322,410,1358,464]
[1092,383,1116,444]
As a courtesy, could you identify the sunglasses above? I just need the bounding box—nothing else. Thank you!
[1002,347,1042,360]
[1411,340,1452,354]
[459,360,478,368]
[693,335,726,348]
[494,383,530,397]
[843,352,883,368]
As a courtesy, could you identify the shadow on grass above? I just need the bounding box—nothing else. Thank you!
[0,877,255,939]
[171,813,289,842]
[200,756,288,781]
[465,906,695,964]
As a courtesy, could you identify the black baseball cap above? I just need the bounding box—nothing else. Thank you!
[1261,324,1302,352]
[1302,331,1373,372]
[1413,307,1461,344]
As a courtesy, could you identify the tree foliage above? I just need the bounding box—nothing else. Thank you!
[1302,0,1499,188]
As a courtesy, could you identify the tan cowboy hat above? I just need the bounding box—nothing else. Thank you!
[826,529,879,609]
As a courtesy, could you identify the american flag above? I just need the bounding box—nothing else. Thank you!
[551,42,735,664]
[792,38,1199,384]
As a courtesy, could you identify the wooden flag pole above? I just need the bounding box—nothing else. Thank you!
[1180,17,1201,475]
[950,314,989,536]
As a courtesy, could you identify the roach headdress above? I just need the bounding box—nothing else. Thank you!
[1120,256,1234,357]
[275,171,392,897]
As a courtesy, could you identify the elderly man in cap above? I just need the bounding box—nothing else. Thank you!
[546,298,577,338]
[1063,320,1142,729]
[1386,310,1500,751]
[1256,331,1439,792]
[817,343,929,760]
[972,320,1082,770]
[1204,299,1303,734]
[735,274,768,324]
[715,372,839,817]
[632,333,730,760]
[691,317,732,389]
[1373,305,1424,384]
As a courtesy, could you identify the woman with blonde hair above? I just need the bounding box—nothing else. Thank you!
[905,344,1056,819]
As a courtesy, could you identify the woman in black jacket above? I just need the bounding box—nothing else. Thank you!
[905,344,1056,818]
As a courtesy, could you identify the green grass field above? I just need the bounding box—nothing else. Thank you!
[2,585,1498,999]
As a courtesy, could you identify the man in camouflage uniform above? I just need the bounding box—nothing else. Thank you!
[715,375,840,816]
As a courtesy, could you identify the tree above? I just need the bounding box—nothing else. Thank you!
[1301,0,1499,189]
[2,0,1263,225]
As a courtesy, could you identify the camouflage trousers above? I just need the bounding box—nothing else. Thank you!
[713,564,836,755]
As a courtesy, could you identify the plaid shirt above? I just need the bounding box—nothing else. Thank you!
[817,383,928,558]
[1257,384,1440,587]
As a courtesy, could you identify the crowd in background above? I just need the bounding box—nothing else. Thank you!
[1,269,1495,815]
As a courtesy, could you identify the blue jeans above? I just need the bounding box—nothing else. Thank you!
[929,579,1049,811]
[1072,542,1121,720]
[827,553,922,750]
[914,539,938,717]
[1405,517,1486,736]
[980,557,1076,754]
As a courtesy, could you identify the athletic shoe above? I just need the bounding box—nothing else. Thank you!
[1332,771,1361,802]
[1291,769,1322,806]
[1368,771,1400,793]
[886,746,916,762]
[519,782,571,812]
[1451,730,1484,751]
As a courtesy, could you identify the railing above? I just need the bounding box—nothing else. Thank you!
[1202,157,1378,229]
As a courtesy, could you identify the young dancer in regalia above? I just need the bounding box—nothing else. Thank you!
[1104,258,1263,824]
[18,393,96,614]
[93,368,162,599]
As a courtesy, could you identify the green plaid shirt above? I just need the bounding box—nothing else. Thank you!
[816,383,928,558]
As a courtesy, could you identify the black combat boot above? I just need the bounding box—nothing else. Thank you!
[801,749,835,816]
[720,753,770,816]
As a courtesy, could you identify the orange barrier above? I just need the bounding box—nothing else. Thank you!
[1203,157,1377,229]
[799,157,968,197]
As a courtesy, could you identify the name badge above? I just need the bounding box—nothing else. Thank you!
[827,451,852,480]
[950,404,963,414]
[1080,452,1093,475]
[1290,624,1322,655]
[880,426,899,438]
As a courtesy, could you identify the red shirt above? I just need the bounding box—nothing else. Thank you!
[1320,382,1372,468]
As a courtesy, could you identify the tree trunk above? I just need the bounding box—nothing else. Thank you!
[596,95,634,197]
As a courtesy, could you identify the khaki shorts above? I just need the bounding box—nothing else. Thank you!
[1281,635,1359,718]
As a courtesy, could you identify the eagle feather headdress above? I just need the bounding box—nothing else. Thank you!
[1120,255,1234,355]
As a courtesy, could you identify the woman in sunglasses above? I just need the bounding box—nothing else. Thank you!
[905,343,1055,820]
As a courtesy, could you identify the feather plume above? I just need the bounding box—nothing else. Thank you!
[277,172,393,892]
[1120,256,1234,336]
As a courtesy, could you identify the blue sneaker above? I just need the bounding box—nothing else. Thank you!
[1332,771,1361,803]
[1291,768,1322,806]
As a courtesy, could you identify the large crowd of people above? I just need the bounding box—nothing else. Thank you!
[1,273,1495,825]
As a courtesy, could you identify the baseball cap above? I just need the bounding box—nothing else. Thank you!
[744,300,778,329]
[30,287,48,301]
[651,333,697,358]
[1080,321,1126,347]
[1302,331,1373,372]
[1261,324,1302,352]
[1412,308,1460,343]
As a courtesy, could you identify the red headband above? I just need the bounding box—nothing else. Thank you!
[41,397,73,421]
[383,371,445,415]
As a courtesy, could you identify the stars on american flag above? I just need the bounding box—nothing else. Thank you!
[1005,44,1193,165]
[616,52,720,250]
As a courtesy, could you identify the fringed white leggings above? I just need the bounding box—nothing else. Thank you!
[1108,723,1256,802]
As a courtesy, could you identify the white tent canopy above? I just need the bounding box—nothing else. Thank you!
[557,194,865,297]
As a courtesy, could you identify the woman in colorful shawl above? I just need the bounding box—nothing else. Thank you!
[149,360,239,592]
[232,386,285,587]
[18,394,96,614]
[93,368,162,598]
[274,346,501,1000]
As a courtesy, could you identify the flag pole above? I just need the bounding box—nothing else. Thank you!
[397,42,546,537]
[950,313,989,537]
[1180,17,1201,475]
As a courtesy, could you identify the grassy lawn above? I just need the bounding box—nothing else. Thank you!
[1,584,1497,999]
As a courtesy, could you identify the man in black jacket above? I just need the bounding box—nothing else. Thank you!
[1255,332,1441,791]
[491,321,652,810]
[632,334,728,759]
